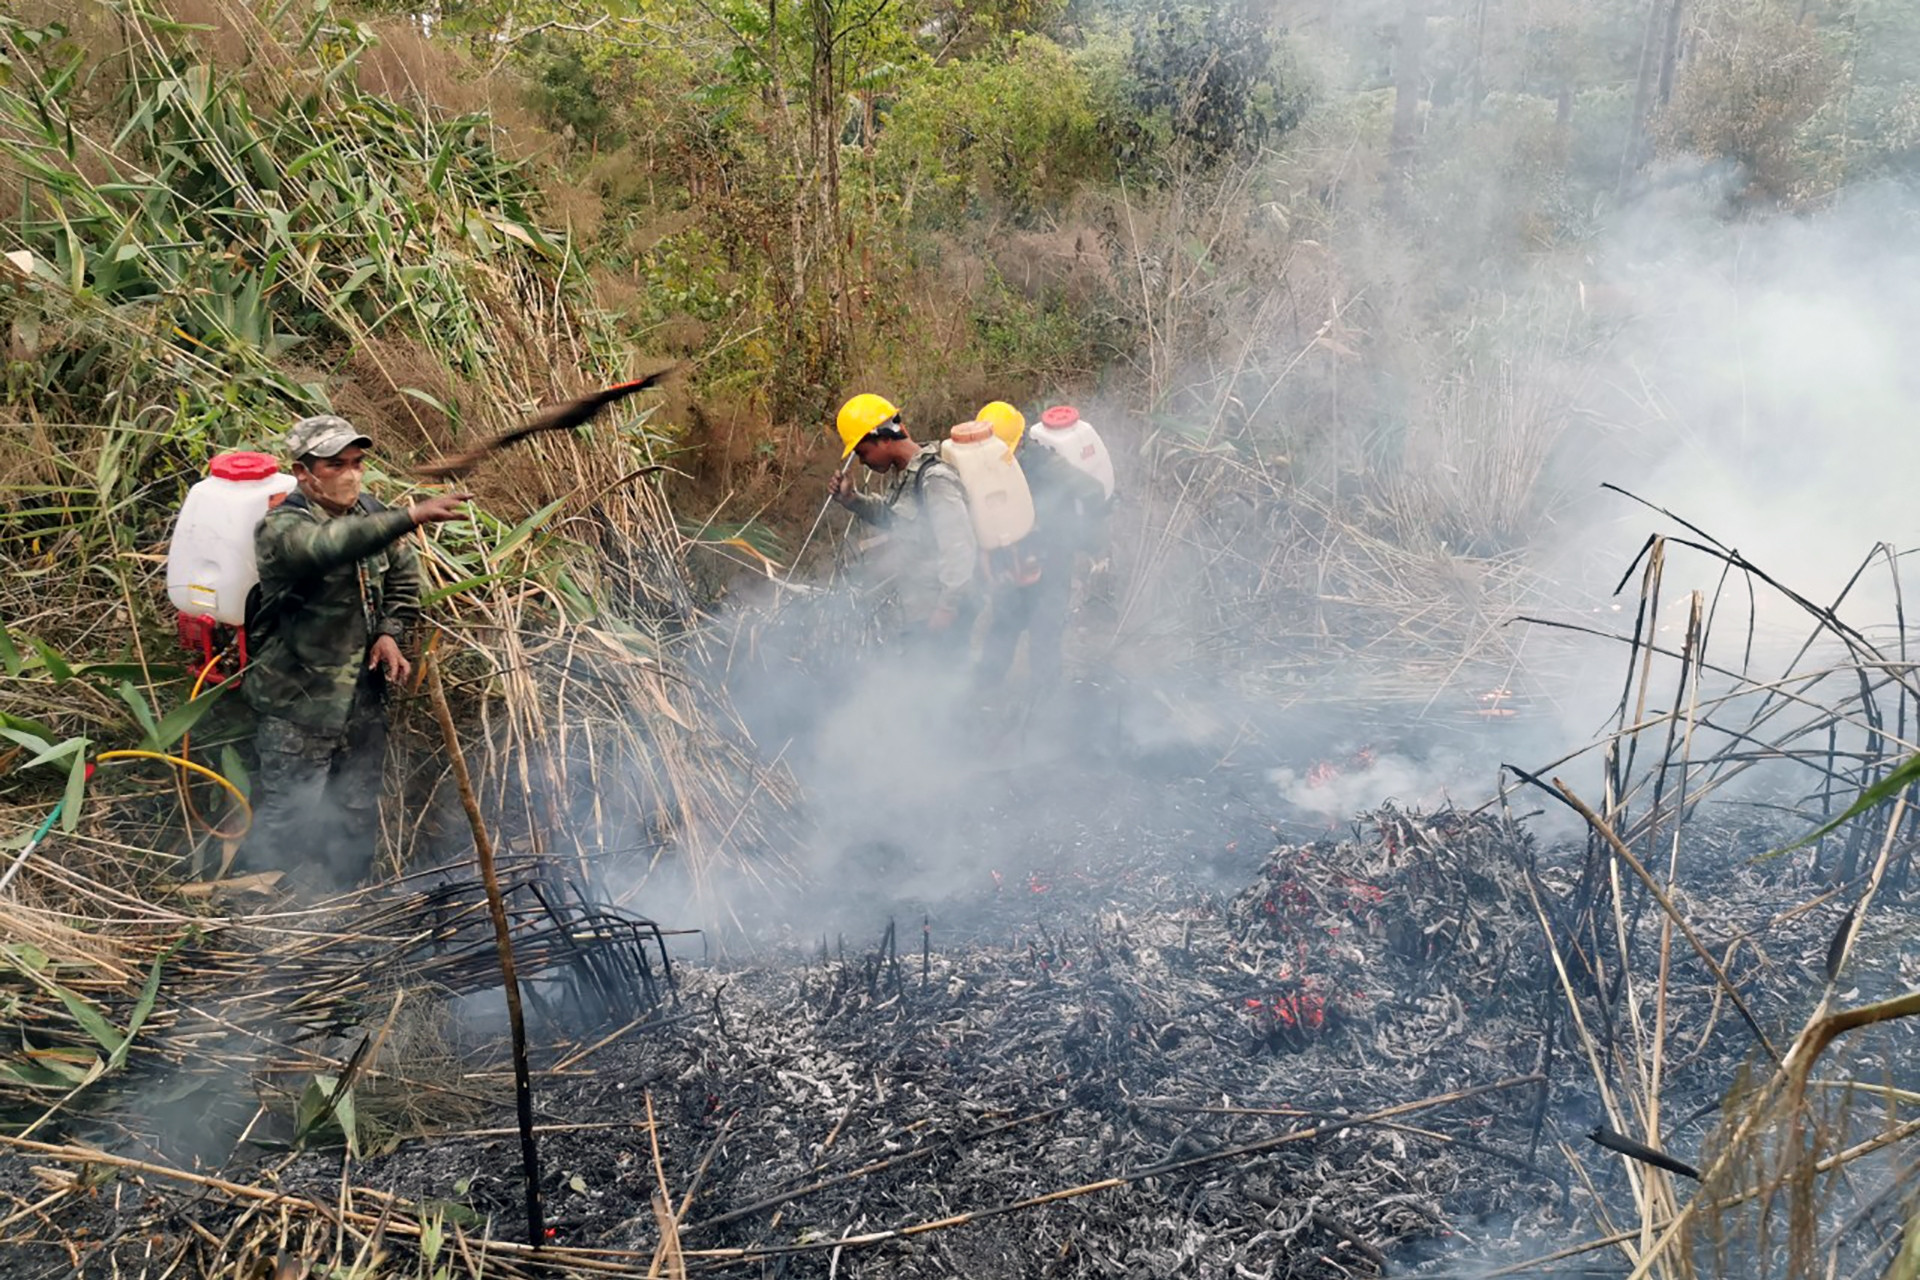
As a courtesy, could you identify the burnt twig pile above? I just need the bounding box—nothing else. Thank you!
[0,859,680,1136]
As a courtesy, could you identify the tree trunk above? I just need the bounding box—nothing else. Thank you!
[1385,1,1427,213]
[1617,0,1666,196]
[1656,0,1685,106]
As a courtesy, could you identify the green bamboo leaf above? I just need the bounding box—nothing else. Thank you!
[0,1057,91,1091]
[498,497,567,558]
[62,223,84,293]
[11,1045,103,1086]
[80,662,183,682]
[334,262,378,302]
[0,727,55,757]
[422,572,503,607]
[335,1085,360,1158]
[0,715,57,745]
[399,386,452,417]
[296,1073,360,1155]
[427,139,454,192]
[0,945,50,976]
[1887,1204,1920,1280]
[219,745,250,800]
[0,624,23,677]
[46,978,124,1056]
[141,682,227,752]
[61,747,88,833]
[117,681,159,741]
[29,638,71,682]
[295,1073,334,1134]
[1773,752,1920,858]
[16,736,84,770]
[110,935,185,1070]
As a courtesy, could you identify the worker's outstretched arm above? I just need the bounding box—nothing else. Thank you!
[257,506,416,581]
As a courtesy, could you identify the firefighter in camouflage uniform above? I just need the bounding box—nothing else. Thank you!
[235,415,467,890]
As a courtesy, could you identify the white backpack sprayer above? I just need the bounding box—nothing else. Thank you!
[941,420,1039,585]
[164,451,296,684]
[1031,405,1115,499]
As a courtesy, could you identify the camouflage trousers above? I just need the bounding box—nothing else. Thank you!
[234,680,388,892]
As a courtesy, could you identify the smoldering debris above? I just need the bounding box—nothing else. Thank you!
[12,798,1908,1280]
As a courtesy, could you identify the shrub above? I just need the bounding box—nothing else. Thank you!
[1654,1,1840,205]
[875,34,1111,225]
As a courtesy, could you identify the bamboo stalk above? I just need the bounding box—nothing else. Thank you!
[1553,778,1781,1064]
[426,657,545,1250]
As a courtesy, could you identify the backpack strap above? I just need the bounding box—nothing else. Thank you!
[911,451,961,507]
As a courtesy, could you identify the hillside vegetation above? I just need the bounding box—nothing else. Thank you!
[5,0,1920,1276]
[2,0,1913,887]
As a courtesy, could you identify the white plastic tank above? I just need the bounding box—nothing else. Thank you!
[166,452,297,624]
[940,421,1035,551]
[1030,405,1115,499]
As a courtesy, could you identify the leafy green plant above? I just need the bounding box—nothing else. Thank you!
[876,35,1110,223]
[0,936,178,1093]
[295,1072,363,1157]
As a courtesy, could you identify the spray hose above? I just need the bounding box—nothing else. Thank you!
[786,453,854,582]
[170,656,250,841]
[2,747,252,898]
[1,664,252,898]
[93,750,252,837]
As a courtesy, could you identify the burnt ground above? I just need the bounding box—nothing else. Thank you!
[6,701,1920,1279]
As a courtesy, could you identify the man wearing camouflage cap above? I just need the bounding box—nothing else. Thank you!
[235,415,468,891]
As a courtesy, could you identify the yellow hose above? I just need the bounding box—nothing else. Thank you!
[95,749,253,840]
[175,656,249,840]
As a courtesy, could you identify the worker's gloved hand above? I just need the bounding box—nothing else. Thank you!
[368,635,412,684]
[410,493,471,525]
[828,469,859,509]
[926,603,958,632]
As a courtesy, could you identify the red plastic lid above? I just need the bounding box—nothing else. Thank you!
[209,451,280,481]
[949,421,993,443]
[1040,405,1080,430]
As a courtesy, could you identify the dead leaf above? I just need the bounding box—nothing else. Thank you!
[174,871,284,899]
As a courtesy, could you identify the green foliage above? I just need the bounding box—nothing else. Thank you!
[875,35,1109,223]
[527,36,617,144]
[968,266,1111,382]
[295,1072,362,1156]
[1655,0,1841,204]
[0,935,181,1094]
[1116,0,1304,167]
[0,0,670,760]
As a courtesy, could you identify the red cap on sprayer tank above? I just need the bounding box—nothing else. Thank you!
[209,452,280,482]
[949,421,993,443]
[1040,406,1080,430]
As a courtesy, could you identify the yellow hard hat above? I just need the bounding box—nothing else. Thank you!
[975,401,1026,453]
[834,393,901,458]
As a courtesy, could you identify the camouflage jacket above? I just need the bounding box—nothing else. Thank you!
[243,491,421,733]
[842,446,978,623]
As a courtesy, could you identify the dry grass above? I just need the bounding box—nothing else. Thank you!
[1499,514,1920,1279]
[0,0,794,1148]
